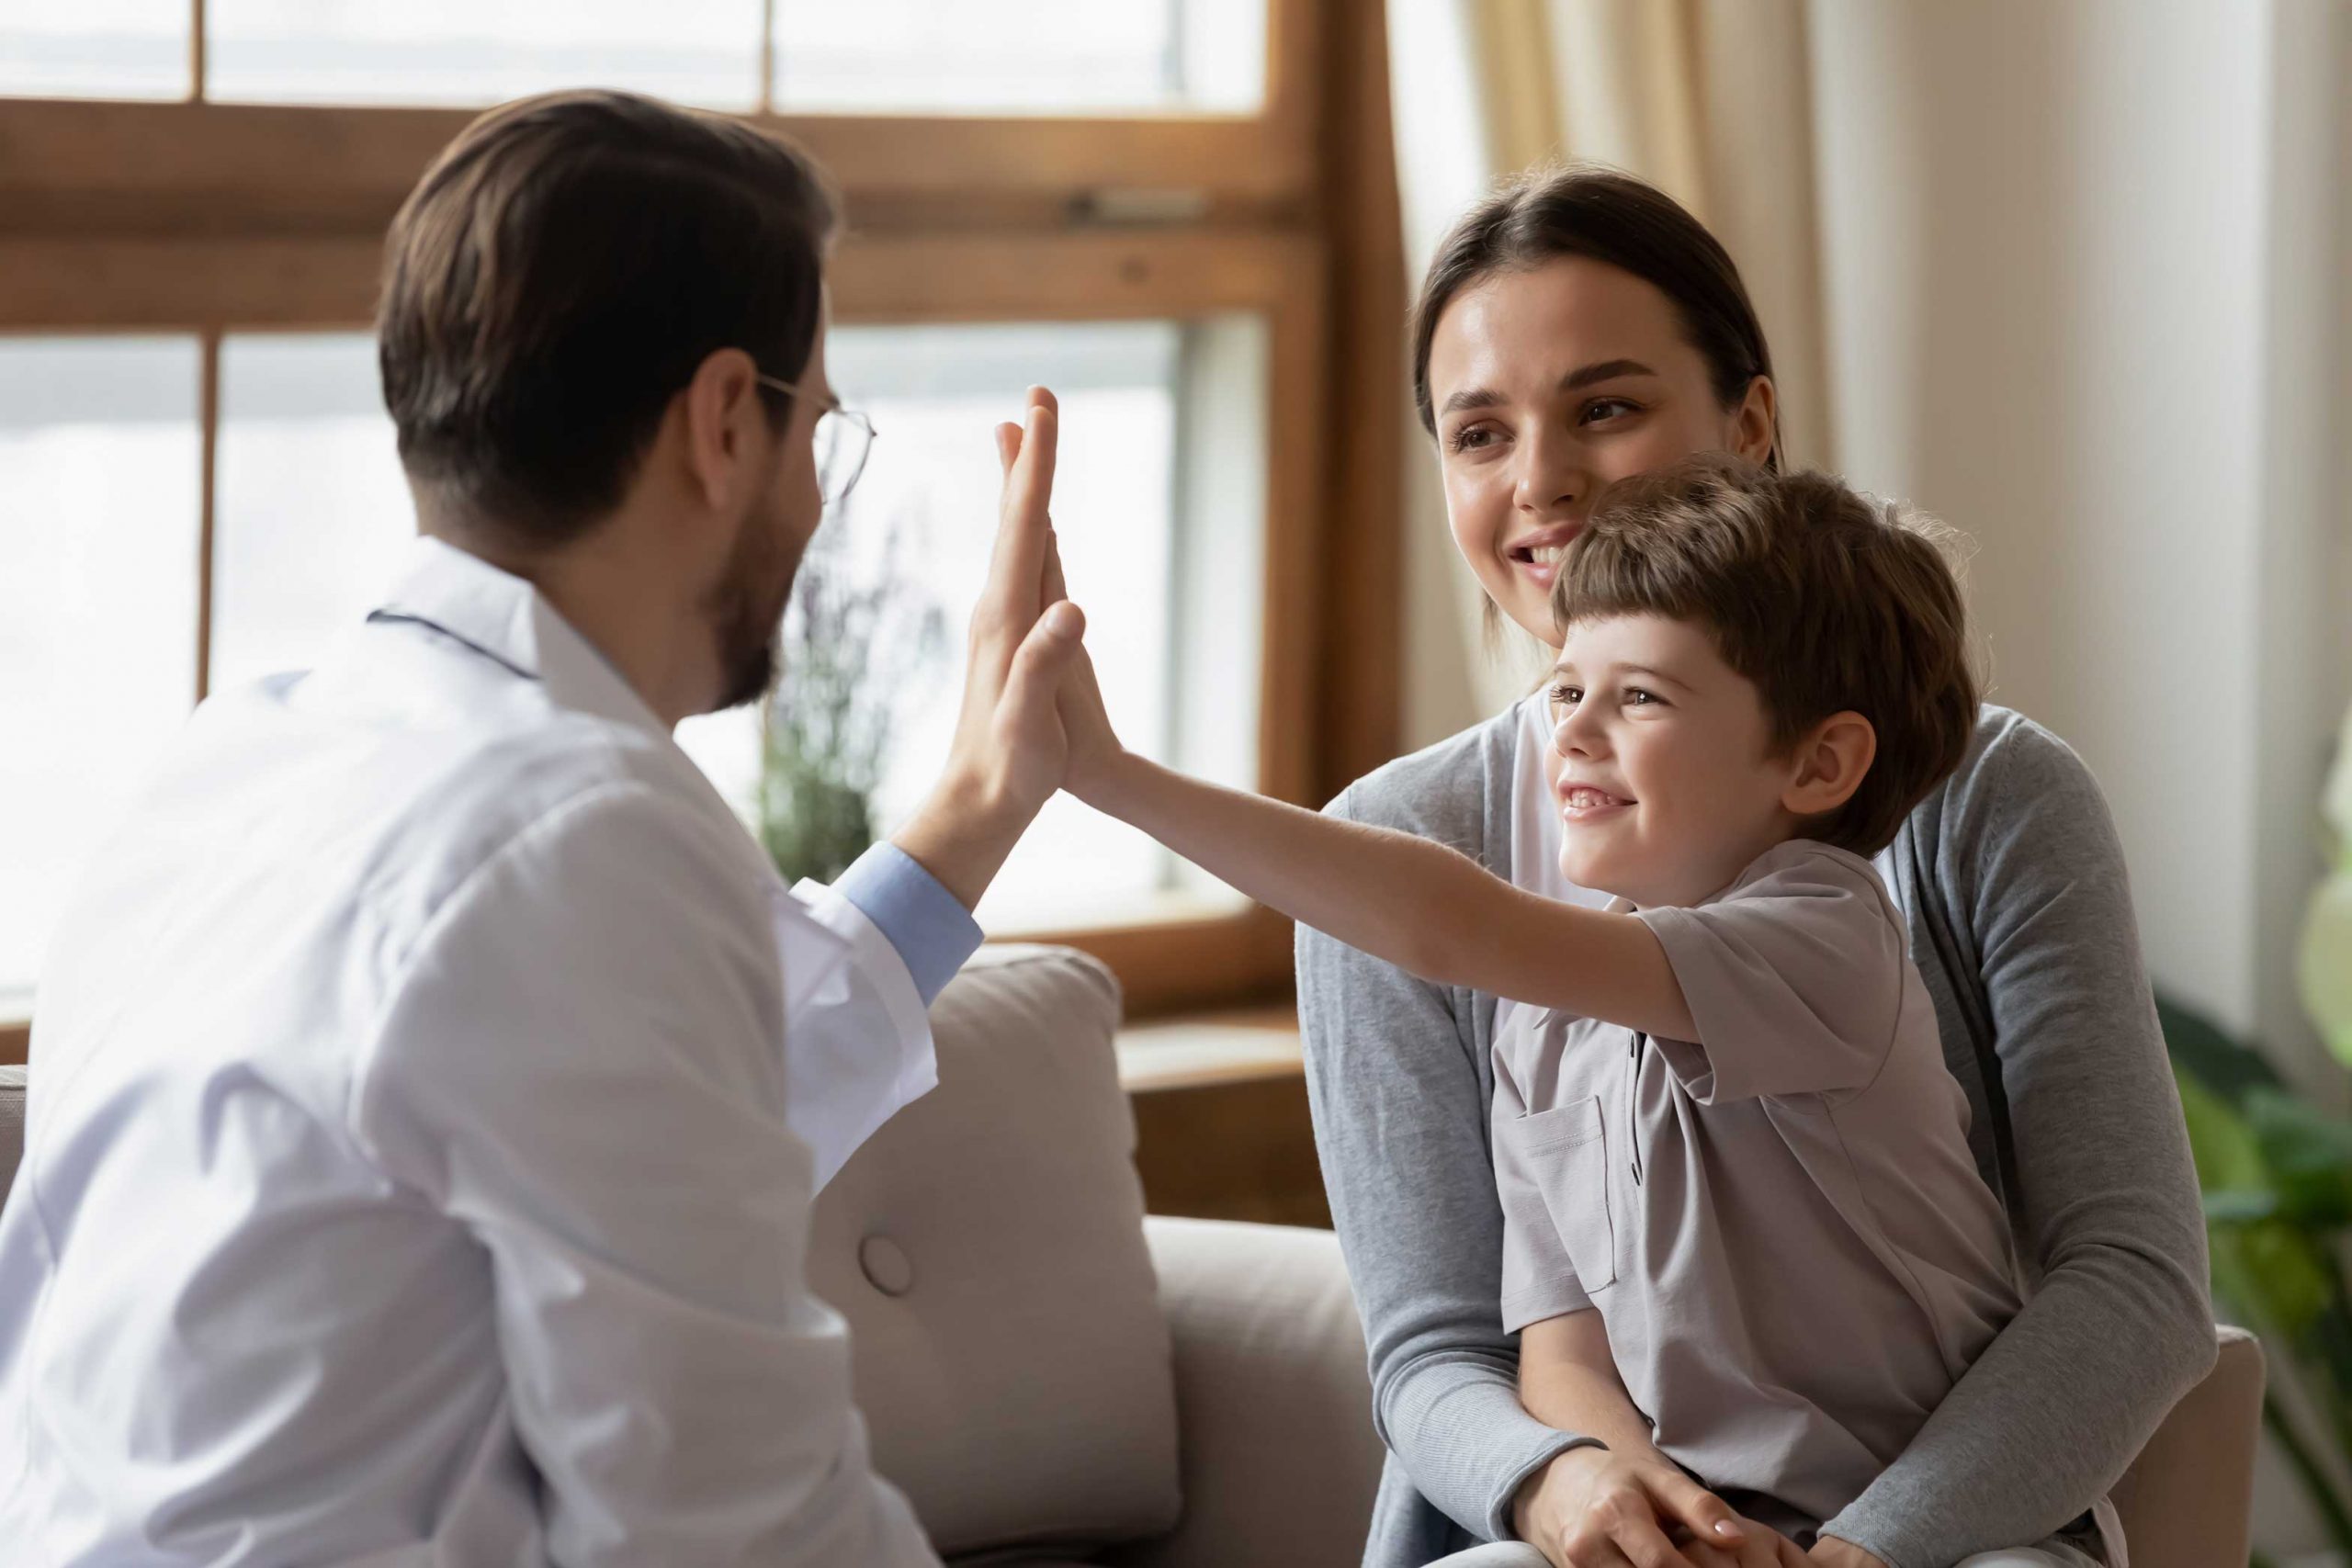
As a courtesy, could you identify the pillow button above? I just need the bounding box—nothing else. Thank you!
[859,1235,915,1298]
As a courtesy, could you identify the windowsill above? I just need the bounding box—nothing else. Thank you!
[1114,996,1325,1227]
[1115,999,1301,1092]
[983,884,1252,940]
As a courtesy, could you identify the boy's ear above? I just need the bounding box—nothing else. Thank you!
[1781,711,1876,819]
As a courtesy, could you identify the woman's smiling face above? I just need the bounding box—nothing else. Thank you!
[1424,255,1777,648]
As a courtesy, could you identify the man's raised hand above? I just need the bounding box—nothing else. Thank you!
[889,387,1086,910]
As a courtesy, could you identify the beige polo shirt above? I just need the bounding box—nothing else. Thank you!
[1493,839,2023,1537]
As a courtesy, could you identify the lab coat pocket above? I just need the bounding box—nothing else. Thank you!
[1498,1095,1617,1294]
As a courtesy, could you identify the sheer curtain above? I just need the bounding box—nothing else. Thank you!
[1385,0,1833,737]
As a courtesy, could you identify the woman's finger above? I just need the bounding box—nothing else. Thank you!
[1557,1537,1637,1568]
[1647,1473,1744,1551]
[1602,1508,1693,1568]
[994,420,1021,476]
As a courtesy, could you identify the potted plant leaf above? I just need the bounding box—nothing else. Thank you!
[757,512,944,886]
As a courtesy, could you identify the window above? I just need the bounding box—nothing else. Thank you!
[0,0,1408,1056]
[205,2,764,110]
[772,2,1266,115]
[678,315,1268,932]
[0,337,202,1018]
[0,1,187,100]
[211,333,414,694]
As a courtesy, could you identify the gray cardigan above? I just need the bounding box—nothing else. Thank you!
[1295,704,2215,1568]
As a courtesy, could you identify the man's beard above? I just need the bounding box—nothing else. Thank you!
[705,497,802,713]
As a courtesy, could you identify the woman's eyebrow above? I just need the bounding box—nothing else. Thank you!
[1560,358,1658,391]
[1440,358,1659,417]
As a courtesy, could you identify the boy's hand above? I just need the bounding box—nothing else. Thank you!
[1515,1444,1752,1567]
[1039,534,1122,800]
[989,412,1122,802]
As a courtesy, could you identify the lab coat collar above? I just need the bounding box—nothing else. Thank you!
[371,536,673,742]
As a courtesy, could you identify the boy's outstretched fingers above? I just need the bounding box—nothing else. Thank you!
[991,600,1086,798]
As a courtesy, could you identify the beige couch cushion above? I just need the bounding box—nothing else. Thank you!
[810,945,1181,1558]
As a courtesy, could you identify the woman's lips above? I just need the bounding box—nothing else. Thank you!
[1507,535,1577,589]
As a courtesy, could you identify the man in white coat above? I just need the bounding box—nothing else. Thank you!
[0,90,1087,1565]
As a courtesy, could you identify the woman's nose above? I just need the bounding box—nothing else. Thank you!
[1514,425,1585,516]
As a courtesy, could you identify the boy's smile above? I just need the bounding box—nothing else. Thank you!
[1545,614,1814,908]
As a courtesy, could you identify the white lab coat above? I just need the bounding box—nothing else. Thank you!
[0,538,943,1566]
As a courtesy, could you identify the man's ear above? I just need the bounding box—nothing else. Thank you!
[1782,710,1876,818]
[677,346,766,515]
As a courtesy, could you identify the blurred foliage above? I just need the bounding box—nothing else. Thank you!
[2301,700,2352,1072]
[758,514,944,886]
[2165,700,2351,1562]
[2166,992,2352,1557]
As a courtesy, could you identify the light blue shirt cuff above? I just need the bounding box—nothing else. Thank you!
[832,843,984,1008]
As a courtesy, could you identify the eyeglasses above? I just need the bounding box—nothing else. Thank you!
[755,373,876,506]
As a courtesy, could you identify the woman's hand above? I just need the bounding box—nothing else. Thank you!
[1514,1444,1758,1567]
[1806,1538,1887,1568]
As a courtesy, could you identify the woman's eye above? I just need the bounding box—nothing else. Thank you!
[1445,424,1499,455]
[1579,398,1640,425]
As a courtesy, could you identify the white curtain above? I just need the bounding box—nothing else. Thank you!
[1385,0,1832,741]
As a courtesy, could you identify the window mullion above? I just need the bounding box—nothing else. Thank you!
[190,0,207,103]
[195,327,220,705]
[759,0,775,114]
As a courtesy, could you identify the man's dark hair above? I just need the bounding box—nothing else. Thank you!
[379,89,839,548]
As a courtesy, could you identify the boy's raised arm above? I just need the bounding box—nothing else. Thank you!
[1069,744,1695,1041]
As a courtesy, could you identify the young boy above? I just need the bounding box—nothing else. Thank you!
[1053,455,2116,1567]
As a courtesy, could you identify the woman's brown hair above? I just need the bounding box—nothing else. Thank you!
[1410,165,1781,469]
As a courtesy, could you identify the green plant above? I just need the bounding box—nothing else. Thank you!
[2166,702,2352,1561]
[2167,997,2352,1554]
[2302,699,2352,1068]
[757,514,944,885]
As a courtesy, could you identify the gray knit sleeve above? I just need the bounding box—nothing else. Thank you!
[1821,715,2216,1567]
[1296,752,1588,1544]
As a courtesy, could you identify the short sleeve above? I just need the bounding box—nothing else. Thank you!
[1635,845,1906,1104]
[1490,1042,1595,1333]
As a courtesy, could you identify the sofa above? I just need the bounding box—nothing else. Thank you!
[0,945,2266,1565]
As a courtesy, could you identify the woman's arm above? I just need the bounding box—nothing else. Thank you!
[1817,717,2216,1567]
[1076,750,1695,1040]
[1293,770,1594,1545]
[1516,1313,1766,1564]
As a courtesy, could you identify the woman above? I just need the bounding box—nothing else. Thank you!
[1296,167,2215,1568]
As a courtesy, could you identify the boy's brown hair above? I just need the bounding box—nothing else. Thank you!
[1553,455,1976,856]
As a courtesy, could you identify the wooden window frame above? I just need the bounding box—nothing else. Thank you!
[0,0,1409,1061]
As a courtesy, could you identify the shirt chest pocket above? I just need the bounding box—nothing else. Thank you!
[1498,1095,1618,1294]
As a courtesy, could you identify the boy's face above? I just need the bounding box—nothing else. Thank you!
[1544,614,1804,907]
